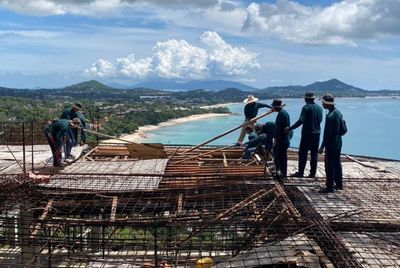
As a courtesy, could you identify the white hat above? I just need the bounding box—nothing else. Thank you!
[243,95,258,104]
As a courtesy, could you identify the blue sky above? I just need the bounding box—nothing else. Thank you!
[0,0,399,90]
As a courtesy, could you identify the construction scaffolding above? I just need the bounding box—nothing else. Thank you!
[0,121,399,267]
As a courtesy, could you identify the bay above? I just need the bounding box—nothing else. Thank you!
[144,98,400,160]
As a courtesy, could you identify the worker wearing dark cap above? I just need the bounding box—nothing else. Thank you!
[318,94,344,193]
[272,99,291,179]
[43,118,81,167]
[60,102,83,159]
[286,92,323,178]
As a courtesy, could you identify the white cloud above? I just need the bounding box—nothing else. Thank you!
[0,0,66,16]
[84,58,116,78]
[0,30,62,38]
[116,54,152,78]
[242,0,400,45]
[0,0,219,16]
[201,31,260,76]
[152,39,208,79]
[84,31,260,80]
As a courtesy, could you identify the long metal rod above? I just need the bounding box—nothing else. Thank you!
[185,108,279,153]
[31,121,34,172]
[84,129,138,144]
[85,129,161,150]
[175,145,235,164]
[22,122,26,175]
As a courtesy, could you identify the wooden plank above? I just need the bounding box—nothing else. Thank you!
[110,196,118,222]
[177,193,184,213]
[30,199,53,239]
[222,152,228,167]
[126,143,165,159]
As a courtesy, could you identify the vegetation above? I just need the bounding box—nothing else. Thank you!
[0,95,230,138]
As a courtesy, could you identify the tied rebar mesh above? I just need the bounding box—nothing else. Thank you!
[0,122,399,267]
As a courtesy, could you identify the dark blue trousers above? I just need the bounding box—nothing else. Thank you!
[273,142,289,177]
[325,147,343,190]
[65,129,75,157]
[298,133,320,176]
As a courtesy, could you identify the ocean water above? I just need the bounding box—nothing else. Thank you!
[144,98,400,160]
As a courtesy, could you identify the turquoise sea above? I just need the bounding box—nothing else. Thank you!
[144,98,400,160]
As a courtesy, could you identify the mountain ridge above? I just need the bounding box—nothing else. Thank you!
[0,79,399,101]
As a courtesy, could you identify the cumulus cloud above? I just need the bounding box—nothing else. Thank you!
[201,31,260,76]
[84,58,116,78]
[242,0,400,45]
[84,31,260,80]
[116,54,152,78]
[152,39,208,80]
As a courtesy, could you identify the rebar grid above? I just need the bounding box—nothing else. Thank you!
[0,125,399,268]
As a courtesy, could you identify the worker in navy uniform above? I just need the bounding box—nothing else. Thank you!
[286,92,323,178]
[60,102,82,159]
[242,122,275,159]
[43,118,81,167]
[272,99,291,179]
[237,95,272,143]
[72,111,87,145]
[318,94,343,193]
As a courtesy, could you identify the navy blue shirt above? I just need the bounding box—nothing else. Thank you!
[60,108,78,120]
[47,119,71,146]
[321,108,343,150]
[244,102,272,120]
[290,102,323,135]
[274,109,291,146]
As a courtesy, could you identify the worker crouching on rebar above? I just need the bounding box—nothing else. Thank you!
[43,118,81,167]
[242,122,275,160]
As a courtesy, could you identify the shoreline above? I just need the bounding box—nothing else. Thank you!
[101,113,231,144]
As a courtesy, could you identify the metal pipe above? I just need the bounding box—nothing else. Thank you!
[22,122,26,175]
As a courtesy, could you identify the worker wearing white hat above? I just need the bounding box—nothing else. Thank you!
[237,95,272,143]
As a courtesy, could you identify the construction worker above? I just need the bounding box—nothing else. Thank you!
[318,94,343,193]
[72,111,87,145]
[242,122,275,159]
[272,99,291,179]
[237,95,272,143]
[43,118,81,167]
[286,92,323,178]
[60,102,83,159]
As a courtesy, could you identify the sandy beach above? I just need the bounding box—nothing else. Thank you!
[101,113,231,144]
[200,102,238,109]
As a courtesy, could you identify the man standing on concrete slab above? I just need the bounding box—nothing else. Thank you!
[318,94,344,193]
[272,99,291,179]
[286,92,323,178]
[60,102,83,159]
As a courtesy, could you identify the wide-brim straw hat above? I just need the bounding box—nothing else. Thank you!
[243,95,259,104]
[321,94,335,105]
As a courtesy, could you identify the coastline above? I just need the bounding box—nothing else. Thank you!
[101,113,231,144]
